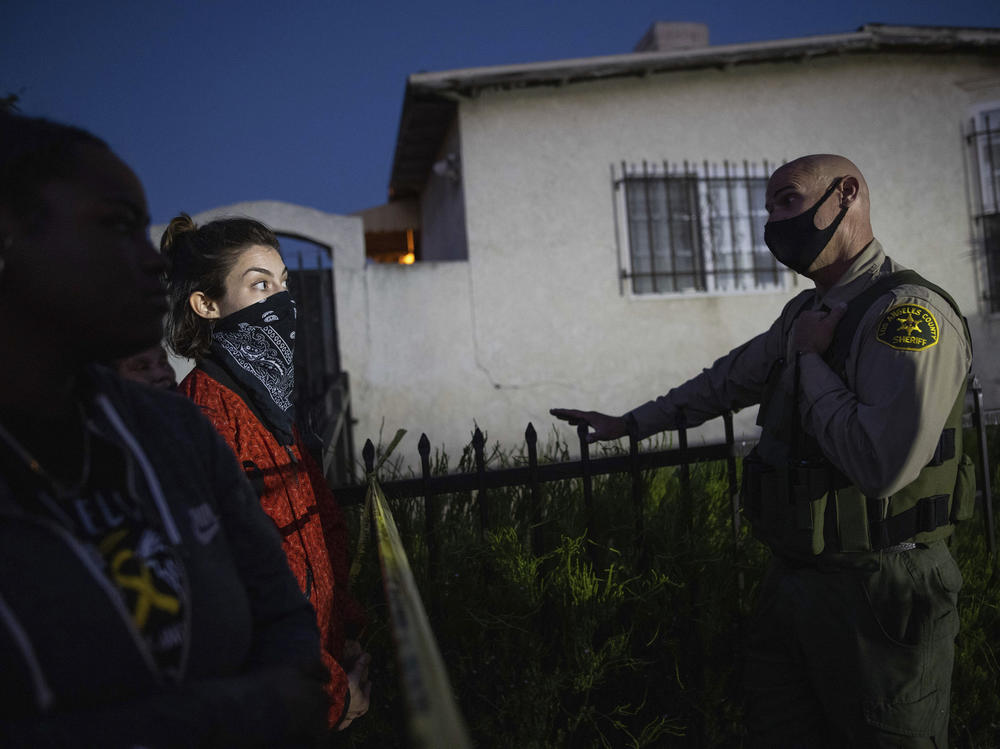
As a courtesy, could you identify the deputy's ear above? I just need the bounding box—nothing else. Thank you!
[189,291,221,320]
[840,175,860,207]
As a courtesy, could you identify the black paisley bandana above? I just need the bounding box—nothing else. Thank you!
[209,291,297,444]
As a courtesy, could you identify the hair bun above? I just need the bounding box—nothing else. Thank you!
[160,213,198,255]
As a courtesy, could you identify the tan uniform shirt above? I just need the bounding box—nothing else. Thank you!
[628,239,972,498]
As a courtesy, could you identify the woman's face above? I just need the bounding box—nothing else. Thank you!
[212,244,288,319]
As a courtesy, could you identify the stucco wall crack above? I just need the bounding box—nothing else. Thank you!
[465,261,578,393]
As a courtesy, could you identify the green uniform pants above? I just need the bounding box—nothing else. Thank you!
[744,541,961,748]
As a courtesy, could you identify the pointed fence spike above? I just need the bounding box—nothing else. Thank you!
[418,431,438,583]
[526,421,542,556]
[419,433,432,477]
[526,422,538,464]
[470,426,488,541]
[472,427,485,448]
[362,439,375,473]
[577,423,594,544]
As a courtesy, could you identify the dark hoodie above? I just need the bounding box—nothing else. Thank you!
[0,365,326,747]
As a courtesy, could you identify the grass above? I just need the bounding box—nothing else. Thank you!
[342,428,1000,748]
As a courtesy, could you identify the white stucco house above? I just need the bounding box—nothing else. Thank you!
[166,22,1000,471]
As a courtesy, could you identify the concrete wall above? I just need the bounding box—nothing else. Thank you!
[420,120,468,261]
[354,261,481,455]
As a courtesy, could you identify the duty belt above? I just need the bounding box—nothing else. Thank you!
[740,448,967,557]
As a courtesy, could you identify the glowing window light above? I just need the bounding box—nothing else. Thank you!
[399,228,416,264]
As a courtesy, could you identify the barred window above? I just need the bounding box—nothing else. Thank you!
[614,160,790,295]
[965,105,1000,313]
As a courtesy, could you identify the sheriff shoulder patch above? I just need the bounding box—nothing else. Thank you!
[875,304,939,351]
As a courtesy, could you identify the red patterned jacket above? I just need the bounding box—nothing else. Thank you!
[180,365,365,726]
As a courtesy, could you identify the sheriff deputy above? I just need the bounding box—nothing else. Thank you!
[552,153,974,748]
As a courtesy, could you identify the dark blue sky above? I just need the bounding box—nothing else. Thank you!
[4,0,1000,225]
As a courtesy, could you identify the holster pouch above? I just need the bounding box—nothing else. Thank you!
[835,489,873,553]
[950,452,977,522]
[742,449,830,556]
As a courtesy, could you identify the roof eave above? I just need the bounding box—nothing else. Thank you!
[409,27,1000,96]
[388,24,1000,199]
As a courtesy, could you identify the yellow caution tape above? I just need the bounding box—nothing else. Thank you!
[348,428,406,585]
[358,430,472,748]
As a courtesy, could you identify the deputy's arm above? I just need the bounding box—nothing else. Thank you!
[797,289,971,498]
[624,309,794,440]
[553,298,801,443]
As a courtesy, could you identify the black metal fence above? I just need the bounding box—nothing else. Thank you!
[337,412,739,564]
[334,375,996,566]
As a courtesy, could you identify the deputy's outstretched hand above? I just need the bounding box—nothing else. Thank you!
[550,408,629,443]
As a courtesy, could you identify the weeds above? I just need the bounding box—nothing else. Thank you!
[344,428,1000,748]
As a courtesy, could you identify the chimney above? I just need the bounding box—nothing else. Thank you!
[633,22,709,52]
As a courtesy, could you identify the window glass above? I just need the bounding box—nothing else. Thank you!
[968,106,1000,313]
[619,162,786,295]
[976,107,1000,214]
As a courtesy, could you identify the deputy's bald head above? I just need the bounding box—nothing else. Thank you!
[770,154,870,213]
[764,154,875,287]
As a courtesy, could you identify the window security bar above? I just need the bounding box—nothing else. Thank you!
[613,159,789,296]
[964,111,1000,312]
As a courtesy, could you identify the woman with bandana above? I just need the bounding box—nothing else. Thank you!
[161,214,370,732]
[0,112,330,746]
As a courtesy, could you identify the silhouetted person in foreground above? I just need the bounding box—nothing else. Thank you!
[0,111,329,747]
[554,155,972,748]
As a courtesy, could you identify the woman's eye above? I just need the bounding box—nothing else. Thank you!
[251,280,268,290]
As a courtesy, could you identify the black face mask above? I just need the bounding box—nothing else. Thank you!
[209,291,297,444]
[764,177,847,275]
